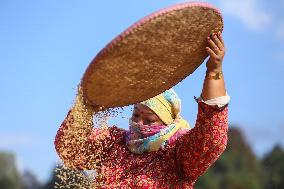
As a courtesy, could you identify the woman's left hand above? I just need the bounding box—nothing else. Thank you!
[205,31,226,73]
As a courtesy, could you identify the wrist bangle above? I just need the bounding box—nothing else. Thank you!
[206,71,223,80]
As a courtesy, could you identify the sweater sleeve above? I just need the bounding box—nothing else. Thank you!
[54,108,125,170]
[176,100,228,182]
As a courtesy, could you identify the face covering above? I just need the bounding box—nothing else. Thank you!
[126,119,189,154]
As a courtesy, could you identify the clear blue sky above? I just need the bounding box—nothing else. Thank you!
[1,0,283,183]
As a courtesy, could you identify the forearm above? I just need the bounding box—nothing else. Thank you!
[201,70,226,100]
[202,31,227,100]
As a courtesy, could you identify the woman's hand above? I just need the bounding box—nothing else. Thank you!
[201,31,227,100]
[205,31,226,73]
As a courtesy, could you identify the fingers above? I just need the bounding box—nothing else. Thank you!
[206,46,217,58]
[217,31,225,48]
[207,36,220,53]
[207,31,225,55]
[213,32,224,51]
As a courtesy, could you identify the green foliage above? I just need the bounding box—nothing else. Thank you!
[195,127,265,189]
[262,144,284,189]
[0,152,25,189]
[195,168,219,189]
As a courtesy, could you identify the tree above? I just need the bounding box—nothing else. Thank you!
[262,144,284,189]
[195,126,265,189]
[0,151,25,189]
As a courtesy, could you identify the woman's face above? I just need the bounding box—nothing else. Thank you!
[131,104,163,126]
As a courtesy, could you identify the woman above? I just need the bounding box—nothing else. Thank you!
[55,31,230,188]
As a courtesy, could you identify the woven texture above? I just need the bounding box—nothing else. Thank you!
[81,2,223,108]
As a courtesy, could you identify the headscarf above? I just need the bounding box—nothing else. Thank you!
[126,89,190,154]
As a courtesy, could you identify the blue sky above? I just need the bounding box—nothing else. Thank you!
[0,0,284,183]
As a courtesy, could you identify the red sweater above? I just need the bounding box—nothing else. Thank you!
[55,101,228,188]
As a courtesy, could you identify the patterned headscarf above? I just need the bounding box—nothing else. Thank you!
[126,89,190,154]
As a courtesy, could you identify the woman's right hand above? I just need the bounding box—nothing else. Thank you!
[205,31,226,73]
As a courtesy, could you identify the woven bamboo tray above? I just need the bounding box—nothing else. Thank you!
[81,2,223,108]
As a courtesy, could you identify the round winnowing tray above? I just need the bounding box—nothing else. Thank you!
[81,2,223,108]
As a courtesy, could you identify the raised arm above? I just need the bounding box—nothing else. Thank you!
[176,32,229,182]
[54,88,125,170]
[202,31,226,100]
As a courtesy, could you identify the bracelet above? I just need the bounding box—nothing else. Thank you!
[206,71,223,80]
